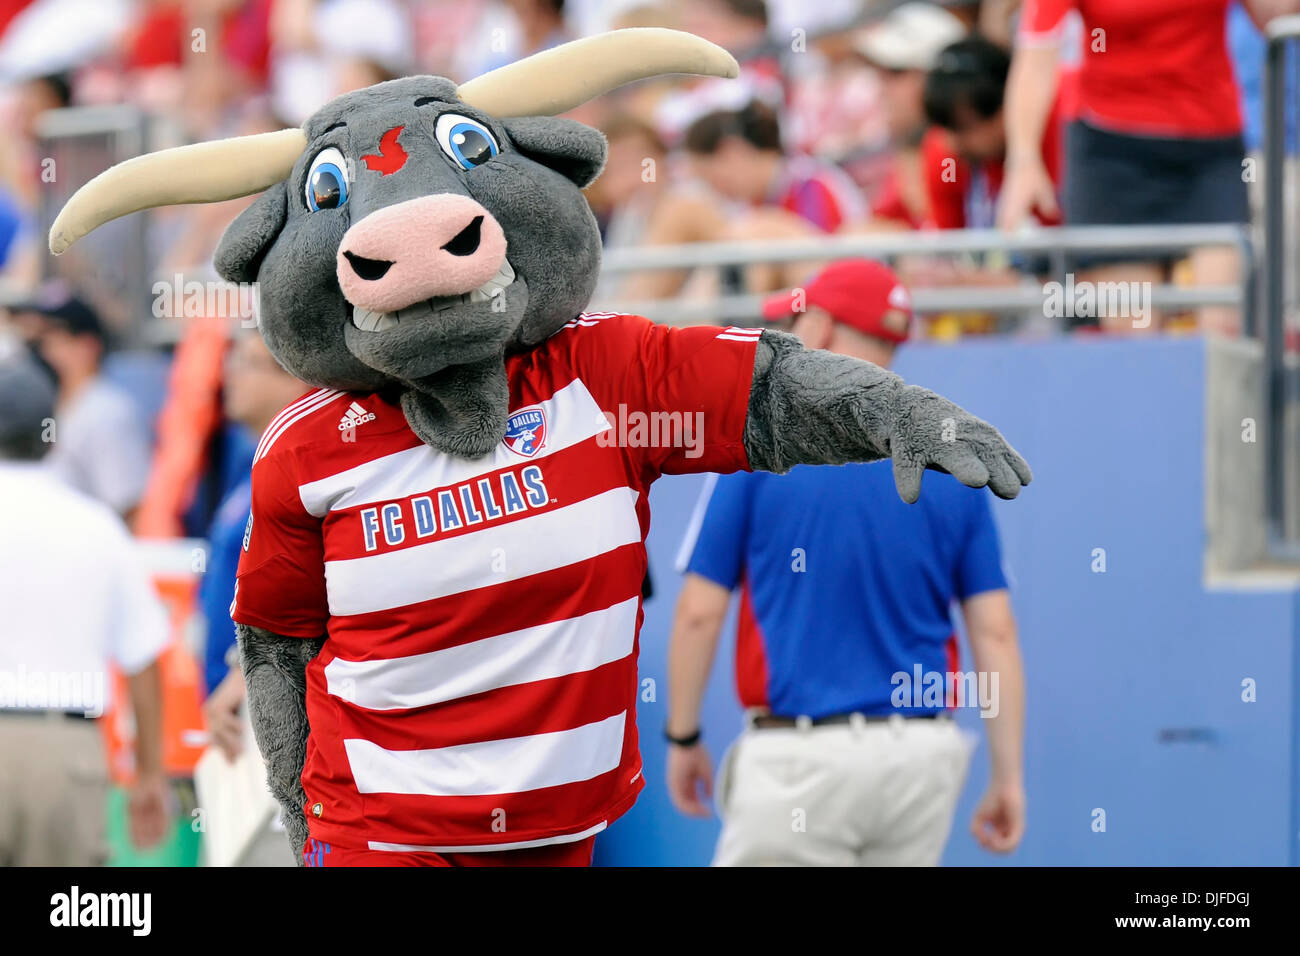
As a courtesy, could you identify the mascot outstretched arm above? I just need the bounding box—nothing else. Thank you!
[52,29,1029,866]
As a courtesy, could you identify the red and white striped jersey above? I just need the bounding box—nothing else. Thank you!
[232,314,761,852]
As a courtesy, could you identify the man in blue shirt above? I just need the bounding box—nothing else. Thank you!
[667,259,1026,865]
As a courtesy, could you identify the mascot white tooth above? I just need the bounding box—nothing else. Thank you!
[52,29,1031,866]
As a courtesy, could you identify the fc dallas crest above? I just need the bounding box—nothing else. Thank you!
[503,405,547,457]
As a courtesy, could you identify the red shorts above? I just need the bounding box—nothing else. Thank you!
[303,836,596,867]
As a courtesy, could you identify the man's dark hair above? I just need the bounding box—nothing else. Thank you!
[683,100,781,155]
[13,285,108,348]
[923,36,1011,130]
[0,425,47,461]
[0,353,56,462]
[716,0,768,27]
[31,72,73,109]
[601,113,667,155]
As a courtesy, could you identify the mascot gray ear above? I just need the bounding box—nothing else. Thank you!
[502,117,607,188]
[215,183,289,284]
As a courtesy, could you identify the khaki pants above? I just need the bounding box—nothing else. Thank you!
[0,713,109,866]
[713,714,974,866]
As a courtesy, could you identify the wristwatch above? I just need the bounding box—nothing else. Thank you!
[664,725,701,747]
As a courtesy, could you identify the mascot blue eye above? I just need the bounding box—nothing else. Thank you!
[434,113,499,170]
[305,146,349,211]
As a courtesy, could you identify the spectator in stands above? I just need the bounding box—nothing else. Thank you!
[974,0,1022,49]
[12,284,153,519]
[269,0,413,125]
[684,99,865,233]
[201,330,307,729]
[923,35,1066,231]
[999,0,1300,335]
[763,1,873,165]
[15,71,71,143]
[198,329,306,866]
[590,113,730,303]
[507,0,572,54]
[683,0,772,54]
[588,90,830,305]
[655,0,783,142]
[665,259,1026,865]
[854,2,968,229]
[0,182,29,276]
[866,35,1057,334]
[472,0,572,75]
[928,0,1020,49]
[119,0,273,129]
[0,71,69,239]
[0,344,170,865]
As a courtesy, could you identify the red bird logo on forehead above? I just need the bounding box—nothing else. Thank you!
[362,126,409,176]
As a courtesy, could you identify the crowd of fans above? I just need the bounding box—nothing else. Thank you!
[0,0,1292,337]
[0,0,1297,863]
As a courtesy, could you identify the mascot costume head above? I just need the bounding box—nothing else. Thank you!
[52,30,738,458]
[51,29,1031,866]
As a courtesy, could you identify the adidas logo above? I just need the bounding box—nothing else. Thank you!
[338,401,377,431]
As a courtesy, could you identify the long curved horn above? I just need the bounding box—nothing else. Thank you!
[457,28,739,119]
[49,128,307,255]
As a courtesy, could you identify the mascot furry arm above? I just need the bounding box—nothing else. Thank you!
[52,30,1030,864]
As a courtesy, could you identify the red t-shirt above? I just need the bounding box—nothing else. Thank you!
[870,164,924,230]
[1020,0,1241,138]
[923,86,1069,230]
[126,0,271,83]
[231,314,758,853]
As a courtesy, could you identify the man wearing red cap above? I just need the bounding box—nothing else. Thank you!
[759,257,915,351]
[666,259,1026,866]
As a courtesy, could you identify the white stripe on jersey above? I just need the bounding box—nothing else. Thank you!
[324,596,640,710]
[717,327,763,343]
[255,388,334,460]
[323,486,642,616]
[256,389,342,462]
[564,311,619,329]
[297,380,609,517]
[344,710,627,796]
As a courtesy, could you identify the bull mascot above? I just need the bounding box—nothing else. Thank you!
[51,30,1031,866]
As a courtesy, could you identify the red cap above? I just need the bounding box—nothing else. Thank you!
[761,258,912,344]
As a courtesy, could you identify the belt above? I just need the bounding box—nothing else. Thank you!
[750,710,949,730]
[0,707,95,721]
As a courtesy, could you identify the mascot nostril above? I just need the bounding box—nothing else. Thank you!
[329,197,509,315]
[441,215,484,257]
[50,28,1032,868]
[342,251,394,281]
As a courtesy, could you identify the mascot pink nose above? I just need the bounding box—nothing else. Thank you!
[336,195,508,313]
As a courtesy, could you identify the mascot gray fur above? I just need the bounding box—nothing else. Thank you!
[52,29,1030,866]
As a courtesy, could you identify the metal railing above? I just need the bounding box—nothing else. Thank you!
[595,224,1253,327]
